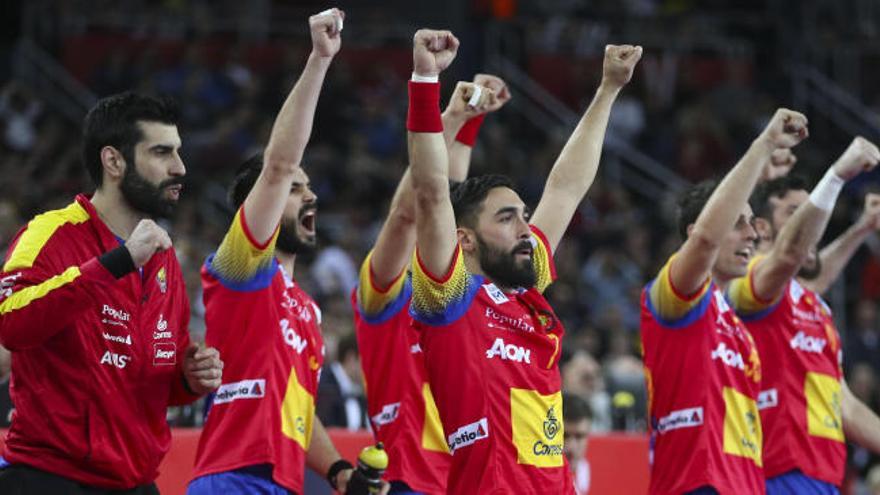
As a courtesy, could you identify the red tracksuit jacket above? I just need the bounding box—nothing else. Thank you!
[0,194,197,489]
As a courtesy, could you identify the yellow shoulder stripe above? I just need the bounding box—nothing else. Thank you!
[4,202,90,272]
[0,266,82,315]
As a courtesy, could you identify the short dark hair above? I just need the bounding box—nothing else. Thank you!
[676,179,719,239]
[337,333,359,362]
[562,392,593,423]
[82,92,179,187]
[450,174,516,228]
[750,175,808,220]
[229,152,264,209]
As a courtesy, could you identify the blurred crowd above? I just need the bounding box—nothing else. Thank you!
[1,2,880,492]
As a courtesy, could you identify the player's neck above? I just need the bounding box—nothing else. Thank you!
[91,188,147,239]
[277,251,296,276]
[710,267,733,291]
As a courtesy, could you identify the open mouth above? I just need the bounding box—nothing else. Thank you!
[165,184,183,200]
[299,209,317,235]
[513,245,533,260]
[734,248,752,263]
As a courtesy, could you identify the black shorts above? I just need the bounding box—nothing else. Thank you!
[0,463,159,495]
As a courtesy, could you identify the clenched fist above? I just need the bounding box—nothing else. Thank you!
[857,193,880,231]
[125,220,172,268]
[412,29,459,77]
[183,344,223,395]
[602,45,643,89]
[761,148,798,182]
[310,8,344,58]
[759,109,809,150]
[445,81,497,118]
[473,74,511,112]
[832,136,880,181]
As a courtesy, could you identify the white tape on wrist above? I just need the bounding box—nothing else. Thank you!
[318,9,343,31]
[809,169,845,211]
[467,85,483,108]
[411,73,439,83]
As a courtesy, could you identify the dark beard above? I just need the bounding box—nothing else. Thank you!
[477,235,536,289]
[275,205,317,255]
[120,165,182,219]
[798,254,822,281]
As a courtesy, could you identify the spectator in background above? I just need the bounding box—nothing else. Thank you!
[317,333,368,431]
[561,348,612,432]
[563,392,593,495]
[848,299,880,375]
[0,83,41,154]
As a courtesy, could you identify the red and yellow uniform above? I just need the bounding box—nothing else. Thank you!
[728,256,845,486]
[410,226,573,494]
[641,256,764,494]
[0,194,195,489]
[352,252,450,494]
[191,206,325,493]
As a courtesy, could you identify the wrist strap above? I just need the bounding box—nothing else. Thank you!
[98,246,137,279]
[455,114,486,147]
[809,169,845,211]
[326,459,354,490]
[407,81,443,133]
[411,72,439,83]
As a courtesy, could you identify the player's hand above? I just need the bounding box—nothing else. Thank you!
[832,136,880,181]
[310,8,344,58]
[856,193,880,231]
[412,29,459,77]
[125,220,172,268]
[601,44,642,89]
[759,108,809,149]
[444,81,497,119]
[336,468,390,495]
[473,74,511,112]
[183,343,223,395]
[761,148,797,182]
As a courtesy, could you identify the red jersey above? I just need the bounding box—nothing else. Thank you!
[192,207,325,493]
[352,253,450,494]
[640,257,764,495]
[729,259,845,485]
[410,226,574,495]
[0,194,195,489]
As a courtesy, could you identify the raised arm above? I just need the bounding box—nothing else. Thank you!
[752,138,879,300]
[368,78,500,288]
[842,378,880,454]
[529,45,641,253]
[804,192,880,294]
[408,29,461,278]
[670,110,808,296]
[242,9,343,244]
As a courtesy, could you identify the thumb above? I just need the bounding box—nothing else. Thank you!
[185,342,201,359]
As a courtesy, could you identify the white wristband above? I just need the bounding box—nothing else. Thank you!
[411,72,439,83]
[808,169,845,211]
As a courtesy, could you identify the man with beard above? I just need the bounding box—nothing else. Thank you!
[726,136,880,494]
[405,29,641,492]
[188,9,382,495]
[353,75,509,495]
[640,109,807,495]
[0,91,223,494]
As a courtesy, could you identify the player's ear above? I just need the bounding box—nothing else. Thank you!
[458,227,476,253]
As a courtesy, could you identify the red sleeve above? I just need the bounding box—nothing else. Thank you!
[0,256,117,350]
[168,279,200,406]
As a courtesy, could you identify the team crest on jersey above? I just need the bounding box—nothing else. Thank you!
[483,283,509,304]
[543,406,560,440]
[156,267,167,294]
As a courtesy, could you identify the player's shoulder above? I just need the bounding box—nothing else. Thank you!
[4,199,92,272]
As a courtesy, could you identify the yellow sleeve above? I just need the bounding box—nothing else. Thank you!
[726,255,779,316]
[410,245,480,326]
[356,250,410,318]
[530,225,555,294]
[648,254,711,322]
[208,206,279,287]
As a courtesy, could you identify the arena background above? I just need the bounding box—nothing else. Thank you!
[0,1,879,493]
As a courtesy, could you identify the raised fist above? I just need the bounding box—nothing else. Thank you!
[309,8,344,58]
[473,74,511,112]
[761,148,797,182]
[832,136,880,181]
[857,193,880,231]
[602,45,643,89]
[125,219,172,268]
[413,29,459,77]
[759,109,809,150]
[445,81,498,118]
